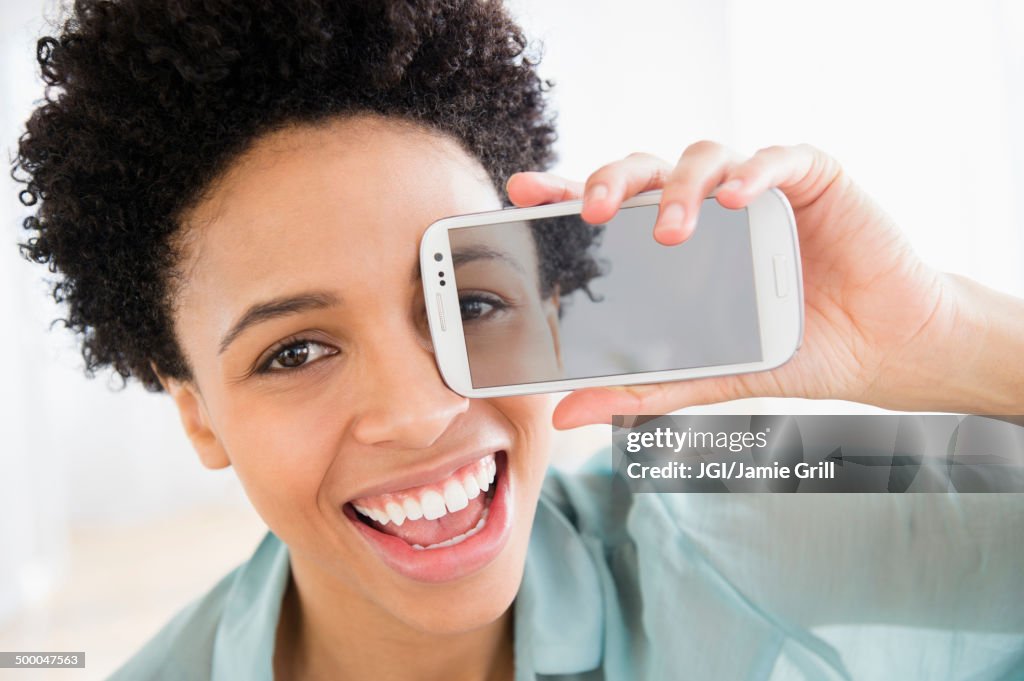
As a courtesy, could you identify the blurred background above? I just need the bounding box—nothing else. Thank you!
[1,0,1022,678]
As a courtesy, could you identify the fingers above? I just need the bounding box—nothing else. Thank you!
[506,172,585,207]
[579,152,673,224]
[509,143,842,247]
[508,153,674,223]
[714,143,843,211]
[654,140,743,246]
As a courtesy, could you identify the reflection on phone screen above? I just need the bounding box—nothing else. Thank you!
[448,200,763,388]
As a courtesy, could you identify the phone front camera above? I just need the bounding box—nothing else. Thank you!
[434,252,443,261]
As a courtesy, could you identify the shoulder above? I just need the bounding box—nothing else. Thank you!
[106,532,285,681]
[106,567,239,681]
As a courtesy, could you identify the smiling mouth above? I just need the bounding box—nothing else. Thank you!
[345,452,502,550]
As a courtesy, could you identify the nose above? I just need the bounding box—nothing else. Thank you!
[350,323,470,449]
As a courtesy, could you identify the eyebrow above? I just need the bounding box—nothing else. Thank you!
[218,290,341,355]
[449,245,526,274]
[408,244,529,284]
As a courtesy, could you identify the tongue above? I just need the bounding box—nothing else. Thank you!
[370,493,488,546]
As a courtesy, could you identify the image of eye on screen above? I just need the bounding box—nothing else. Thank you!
[448,200,764,389]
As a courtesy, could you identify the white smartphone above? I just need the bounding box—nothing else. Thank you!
[419,189,803,398]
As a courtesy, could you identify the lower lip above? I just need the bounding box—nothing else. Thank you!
[344,451,513,583]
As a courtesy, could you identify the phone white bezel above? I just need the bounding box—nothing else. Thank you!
[420,189,803,398]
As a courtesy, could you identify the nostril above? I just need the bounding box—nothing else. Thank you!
[350,394,468,449]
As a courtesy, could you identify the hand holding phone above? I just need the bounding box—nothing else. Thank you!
[421,189,802,398]
[492,143,973,428]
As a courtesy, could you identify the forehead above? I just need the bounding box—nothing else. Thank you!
[176,115,501,307]
[450,221,541,278]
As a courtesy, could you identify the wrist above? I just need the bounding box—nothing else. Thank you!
[886,272,1024,413]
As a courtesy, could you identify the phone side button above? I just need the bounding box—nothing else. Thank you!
[772,254,789,297]
[436,293,447,331]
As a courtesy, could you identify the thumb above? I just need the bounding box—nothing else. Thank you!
[551,377,750,430]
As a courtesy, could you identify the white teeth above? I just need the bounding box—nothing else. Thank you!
[462,473,480,500]
[353,454,500,524]
[385,501,406,526]
[474,467,490,492]
[443,479,469,513]
[355,505,389,525]
[402,496,423,521]
[420,490,447,520]
[411,507,490,551]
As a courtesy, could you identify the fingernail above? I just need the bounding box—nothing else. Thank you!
[718,178,744,194]
[585,183,608,205]
[654,202,685,239]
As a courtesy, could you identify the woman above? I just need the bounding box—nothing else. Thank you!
[449,213,605,388]
[14,0,1024,679]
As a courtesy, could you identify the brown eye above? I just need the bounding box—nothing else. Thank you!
[276,343,310,368]
[459,293,508,322]
[260,339,338,373]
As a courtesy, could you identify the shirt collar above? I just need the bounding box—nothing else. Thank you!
[210,483,607,680]
[211,531,289,681]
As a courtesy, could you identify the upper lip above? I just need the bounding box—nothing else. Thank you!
[344,445,508,504]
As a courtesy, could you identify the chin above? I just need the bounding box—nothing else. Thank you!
[393,487,541,635]
[391,545,529,635]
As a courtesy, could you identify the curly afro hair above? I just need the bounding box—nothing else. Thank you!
[14,0,604,392]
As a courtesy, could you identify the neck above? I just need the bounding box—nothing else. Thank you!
[274,554,515,681]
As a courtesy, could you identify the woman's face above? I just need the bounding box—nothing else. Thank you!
[163,116,556,634]
[451,223,564,387]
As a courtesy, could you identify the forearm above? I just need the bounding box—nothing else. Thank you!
[885,272,1024,414]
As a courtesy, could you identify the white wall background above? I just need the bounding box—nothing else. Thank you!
[1,0,1022,669]
[513,0,1024,293]
[0,0,257,629]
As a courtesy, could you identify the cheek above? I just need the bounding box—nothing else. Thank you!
[468,306,562,385]
[215,386,343,531]
[511,310,560,364]
[493,394,554,483]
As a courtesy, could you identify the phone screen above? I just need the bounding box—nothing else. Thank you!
[447,199,763,388]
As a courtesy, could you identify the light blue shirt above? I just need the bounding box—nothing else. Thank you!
[109,450,1024,680]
